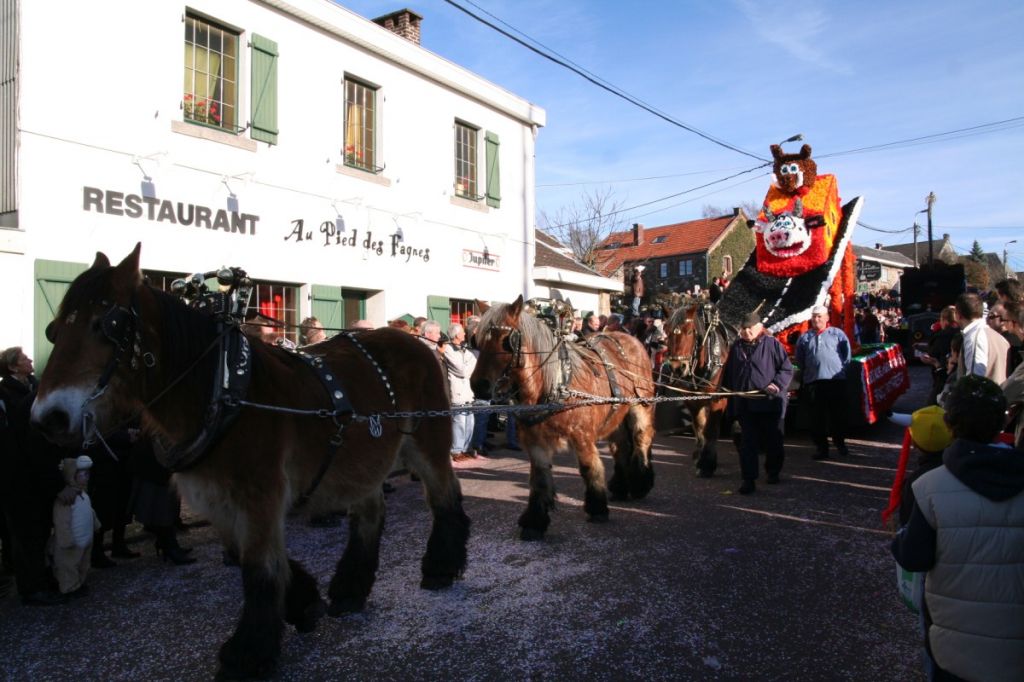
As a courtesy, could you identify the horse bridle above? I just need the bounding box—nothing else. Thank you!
[668,305,730,389]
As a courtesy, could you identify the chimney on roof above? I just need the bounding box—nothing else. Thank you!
[372,8,423,45]
[733,207,741,217]
[632,223,644,246]
[942,233,950,241]
[875,243,883,250]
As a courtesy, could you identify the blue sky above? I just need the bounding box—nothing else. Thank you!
[338,0,1024,269]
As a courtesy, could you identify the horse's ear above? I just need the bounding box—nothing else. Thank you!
[475,299,490,313]
[91,252,111,269]
[509,294,524,320]
[111,242,143,290]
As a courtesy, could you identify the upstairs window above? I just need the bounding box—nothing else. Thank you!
[651,235,667,244]
[454,121,479,199]
[183,14,239,132]
[344,77,379,172]
[679,259,693,276]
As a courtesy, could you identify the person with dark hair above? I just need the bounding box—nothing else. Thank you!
[992,299,1023,375]
[994,278,1023,304]
[892,375,1024,681]
[954,292,1009,385]
[581,313,602,338]
[629,266,646,318]
[721,313,794,494]
[920,306,959,405]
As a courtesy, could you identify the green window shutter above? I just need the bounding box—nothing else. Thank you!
[311,284,344,333]
[251,34,279,145]
[485,131,501,208]
[427,295,450,326]
[34,259,89,373]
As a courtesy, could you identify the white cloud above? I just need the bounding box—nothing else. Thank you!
[733,0,853,76]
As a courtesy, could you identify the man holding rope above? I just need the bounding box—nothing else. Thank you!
[721,313,794,495]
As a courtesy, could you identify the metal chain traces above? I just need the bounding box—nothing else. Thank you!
[235,387,763,424]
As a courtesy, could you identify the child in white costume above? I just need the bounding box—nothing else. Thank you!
[50,455,100,595]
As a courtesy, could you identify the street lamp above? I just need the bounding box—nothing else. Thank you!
[1005,239,1018,275]
[777,133,803,147]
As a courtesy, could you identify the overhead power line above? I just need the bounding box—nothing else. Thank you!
[542,163,771,231]
[819,116,1024,159]
[442,0,767,162]
[856,221,915,235]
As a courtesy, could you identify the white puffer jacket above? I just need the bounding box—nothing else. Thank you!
[912,460,1024,682]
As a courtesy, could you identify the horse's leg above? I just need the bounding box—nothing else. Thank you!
[519,446,556,540]
[572,437,610,523]
[216,510,288,679]
[328,489,385,615]
[606,424,631,501]
[284,558,326,633]
[400,433,470,590]
[694,403,717,478]
[625,404,656,499]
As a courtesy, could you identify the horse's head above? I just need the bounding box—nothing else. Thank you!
[31,244,148,447]
[470,294,525,402]
[664,303,699,379]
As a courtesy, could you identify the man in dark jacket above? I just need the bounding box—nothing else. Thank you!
[721,313,794,494]
[891,375,1024,681]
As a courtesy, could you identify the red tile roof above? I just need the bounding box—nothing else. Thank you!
[593,214,742,276]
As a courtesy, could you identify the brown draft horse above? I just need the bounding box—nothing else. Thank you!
[664,298,735,478]
[471,296,655,540]
[31,245,469,680]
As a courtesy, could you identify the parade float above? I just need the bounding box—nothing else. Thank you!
[716,143,909,425]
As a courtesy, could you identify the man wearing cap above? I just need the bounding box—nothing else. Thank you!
[795,305,852,459]
[721,312,794,494]
[630,266,645,318]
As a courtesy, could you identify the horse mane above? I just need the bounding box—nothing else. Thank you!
[479,303,587,396]
[57,266,114,318]
[146,286,221,377]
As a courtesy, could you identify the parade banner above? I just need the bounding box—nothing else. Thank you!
[854,344,910,424]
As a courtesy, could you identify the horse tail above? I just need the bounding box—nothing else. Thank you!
[608,402,655,501]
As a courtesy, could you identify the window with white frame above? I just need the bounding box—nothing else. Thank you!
[659,262,668,278]
[344,77,378,172]
[454,121,479,199]
[183,14,239,131]
[678,259,693,276]
[721,255,733,277]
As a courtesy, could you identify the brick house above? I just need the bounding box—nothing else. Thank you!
[593,209,754,307]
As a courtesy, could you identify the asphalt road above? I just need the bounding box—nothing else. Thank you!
[0,367,930,681]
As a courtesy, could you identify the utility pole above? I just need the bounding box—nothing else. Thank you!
[912,222,920,267]
[926,192,936,266]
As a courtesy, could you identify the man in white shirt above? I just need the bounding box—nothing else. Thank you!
[955,293,1009,384]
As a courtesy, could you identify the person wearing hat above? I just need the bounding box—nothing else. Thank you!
[892,375,1024,682]
[50,455,100,597]
[795,304,852,460]
[721,312,794,494]
[882,405,954,528]
[630,266,646,318]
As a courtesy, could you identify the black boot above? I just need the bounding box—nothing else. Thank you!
[154,527,196,565]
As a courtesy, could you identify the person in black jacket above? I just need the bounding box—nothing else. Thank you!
[721,314,794,494]
[0,347,71,605]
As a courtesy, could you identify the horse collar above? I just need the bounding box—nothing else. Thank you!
[159,323,252,472]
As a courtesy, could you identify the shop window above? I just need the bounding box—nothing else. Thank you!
[450,298,476,326]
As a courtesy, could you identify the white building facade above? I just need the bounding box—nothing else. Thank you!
[0,0,545,368]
